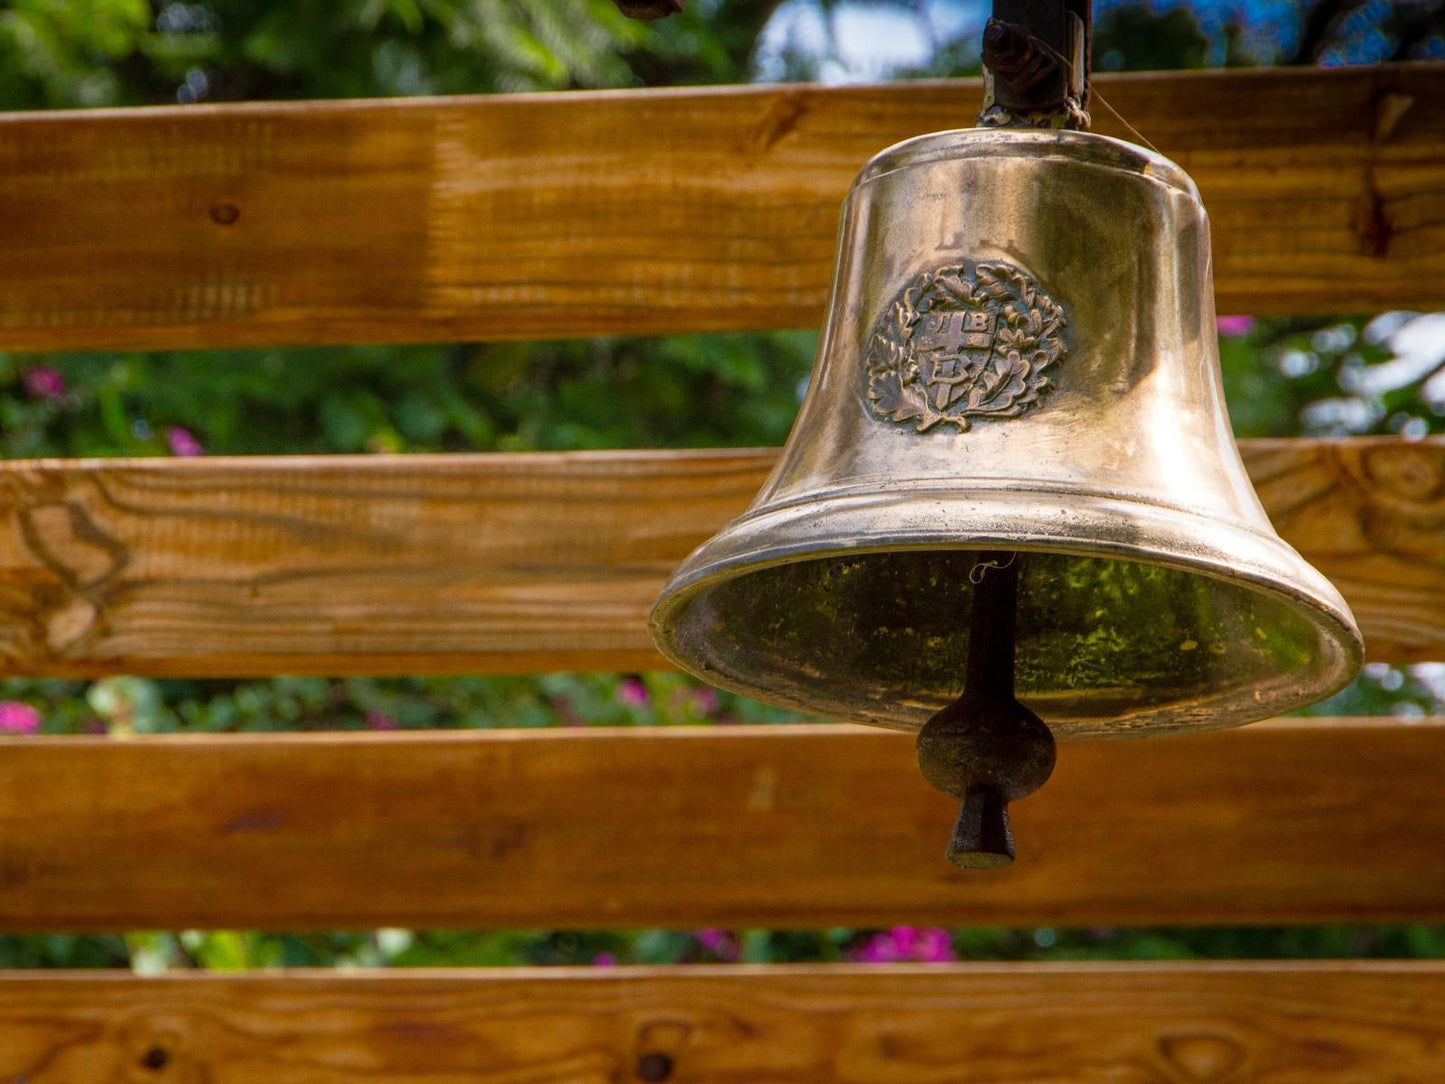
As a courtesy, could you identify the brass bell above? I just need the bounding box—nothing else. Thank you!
[650,53,1362,867]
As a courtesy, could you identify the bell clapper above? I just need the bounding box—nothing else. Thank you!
[915,551,1057,869]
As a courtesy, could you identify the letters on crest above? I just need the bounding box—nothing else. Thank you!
[865,261,1066,432]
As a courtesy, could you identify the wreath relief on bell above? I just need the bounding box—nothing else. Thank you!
[866,260,1067,432]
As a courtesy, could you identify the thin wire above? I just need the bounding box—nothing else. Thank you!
[968,552,1018,584]
[1015,37,1217,330]
[1025,35,1163,156]
[1089,85,1162,155]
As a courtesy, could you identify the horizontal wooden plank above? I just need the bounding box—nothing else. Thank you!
[2,963,1443,1082]
[0,437,1437,678]
[1243,437,1445,665]
[1,63,1443,352]
[0,721,1440,931]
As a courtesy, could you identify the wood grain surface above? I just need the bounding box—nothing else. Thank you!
[0,437,1437,678]
[0,720,1439,931]
[2,63,1443,352]
[1,963,1442,1083]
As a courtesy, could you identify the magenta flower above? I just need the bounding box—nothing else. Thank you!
[853,938,898,963]
[591,952,618,967]
[692,687,720,714]
[166,426,204,456]
[22,367,66,402]
[364,709,398,731]
[912,928,956,963]
[694,928,738,961]
[0,702,41,735]
[850,926,955,964]
[616,678,649,708]
[1216,315,1255,337]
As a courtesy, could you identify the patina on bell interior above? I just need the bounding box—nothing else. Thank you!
[650,0,1364,867]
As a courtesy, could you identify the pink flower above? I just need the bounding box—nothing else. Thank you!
[853,939,897,963]
[166,426,204,456]
[849,926,955,964]
[591,952,618,967]
[0,702,40,735]
[364,709,397,731]
[913,928,956,963]
[23,367,66,402]
[1216,315,1255,337]
[887,925,920,959]
[616,678,649,708]
[694,928,738,961]
[692,687,719,714]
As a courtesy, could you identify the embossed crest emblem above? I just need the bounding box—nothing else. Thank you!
[866,261,1066,432]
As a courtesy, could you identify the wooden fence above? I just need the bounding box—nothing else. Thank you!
[0,63,1443,1082]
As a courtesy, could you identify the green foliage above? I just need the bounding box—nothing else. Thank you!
[1216,316,1434,440]
[0,0,784,108]
[0,933,130,968]
[1093,4,1213,71]
[208,0,646,98]
[0,0,652,107]
[1307,661,1445,720]
[0,334,814,459]
[0,671,798,736]
[0,0,151,108]
[12,922,1440,974]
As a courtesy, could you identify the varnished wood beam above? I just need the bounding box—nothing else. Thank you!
[0,721,1439,931]
[0,438,1435,678]
[1,965,1442,1082]
[2,63,1442,352]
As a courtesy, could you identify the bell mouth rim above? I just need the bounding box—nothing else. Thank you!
[649,486,1364,738]
[852,127,1199,202]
